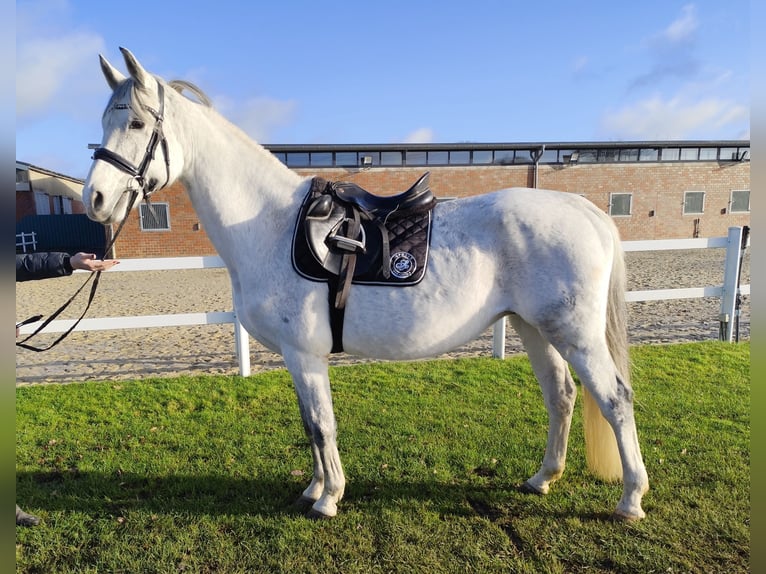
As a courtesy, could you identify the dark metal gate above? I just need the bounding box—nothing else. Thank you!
[15,214,108,258]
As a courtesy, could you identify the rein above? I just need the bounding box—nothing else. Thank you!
[18,81,174,351]
[16,191,139,352]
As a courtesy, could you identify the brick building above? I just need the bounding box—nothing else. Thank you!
[15,161,87,221]
[18,141,749,258]
[269,141,750,245]
[15,162,111,256]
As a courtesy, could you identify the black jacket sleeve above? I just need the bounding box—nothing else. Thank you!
[16,252,73,282]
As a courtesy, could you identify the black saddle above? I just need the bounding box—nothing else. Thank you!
[331,172,434,217]
[292,173,437,353]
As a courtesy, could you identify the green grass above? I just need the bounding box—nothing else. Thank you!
[16,342,749,573]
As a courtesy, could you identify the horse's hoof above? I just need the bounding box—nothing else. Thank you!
[16,510,40,527]
[306,508,333,520]
[294,496,316,510]
[611,509,645,522]
[519,481,544,495]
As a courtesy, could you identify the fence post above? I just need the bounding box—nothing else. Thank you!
[493,317,506,359]
[233,316,251,376]
[718,226,746,342]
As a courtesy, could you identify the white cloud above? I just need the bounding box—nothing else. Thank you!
[16,1,106,121]
[17,33,106,118]
[600,94,748,139]
[215,95,297,143]
[573,56,589,75]
[402,128,434,143]
[661,4,698,44]
[630,4,701,91]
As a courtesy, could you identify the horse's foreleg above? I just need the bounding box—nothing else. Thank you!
[284,350,345,518]
[509,316,576,495]
[295,439,324,507]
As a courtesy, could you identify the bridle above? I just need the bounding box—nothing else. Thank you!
[92,81,171,201]
[16,82,172,353]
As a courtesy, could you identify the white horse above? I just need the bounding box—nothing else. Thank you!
[83,48,648,520]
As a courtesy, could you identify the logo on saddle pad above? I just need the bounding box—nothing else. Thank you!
[389,252,417,279]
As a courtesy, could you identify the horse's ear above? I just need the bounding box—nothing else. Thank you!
[99,55,126,91]
[119,47,152,91]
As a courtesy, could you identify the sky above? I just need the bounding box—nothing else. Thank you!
[16,0,750,179]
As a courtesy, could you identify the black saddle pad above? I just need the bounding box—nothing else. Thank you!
[292,180,433,286]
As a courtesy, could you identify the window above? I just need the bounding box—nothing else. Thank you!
[286,152,309,167]
[512,150,533,164]
[577,149,598,163]
[698,148,717,161]
[730,190,750,213]
[380,151,402,166]
[52,196,73,215]
[472,150,493,164]
[335,152,358,166]
[139,202,170,231]
[359,152,380,166]
[405,151,427,165]
[427,151,448,165]
[265,143,750,168]
[683,191,705,215]
[661,148,680,161]
[310,152,332,166]
[16,169,31,191]
[619,149,639,162]
[449,150,470,164]
[639,148,659,162]
[34,192,50,215]
[539,149,559,163]
[721,147,749,162]
[680,148,699,161]
[609,193,632,216]
[493,150,514,164]
[719,147,738,161]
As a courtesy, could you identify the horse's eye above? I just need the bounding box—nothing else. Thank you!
[129,120,145,130]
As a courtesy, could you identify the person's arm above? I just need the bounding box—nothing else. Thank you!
[15,252,72,282]
[16,252,119,282]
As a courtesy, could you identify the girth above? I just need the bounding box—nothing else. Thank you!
[292,172,436,353]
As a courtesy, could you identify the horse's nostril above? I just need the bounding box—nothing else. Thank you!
[92,190,104,211]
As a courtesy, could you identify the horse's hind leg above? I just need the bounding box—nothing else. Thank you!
[509,315,577,495]
[558,340,649,520]
[283,349,345,518]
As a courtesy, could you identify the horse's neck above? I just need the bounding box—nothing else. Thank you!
[175,105,306,247]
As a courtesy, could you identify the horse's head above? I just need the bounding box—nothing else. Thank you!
[83,47,184,225]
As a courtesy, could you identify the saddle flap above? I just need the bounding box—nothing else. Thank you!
[305,203,380,276]
[305,203,346,272]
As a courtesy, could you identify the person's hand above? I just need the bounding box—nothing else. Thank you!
[70,252,120,272]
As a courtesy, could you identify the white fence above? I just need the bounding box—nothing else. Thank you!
[16,231,37,253]
[18,227,750,375]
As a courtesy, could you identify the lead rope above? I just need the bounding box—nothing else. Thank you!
[16,189,139,352]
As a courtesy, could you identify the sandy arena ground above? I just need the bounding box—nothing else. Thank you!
[15,249,750,385]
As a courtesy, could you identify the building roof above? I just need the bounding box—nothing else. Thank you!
[16,161,85,185]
